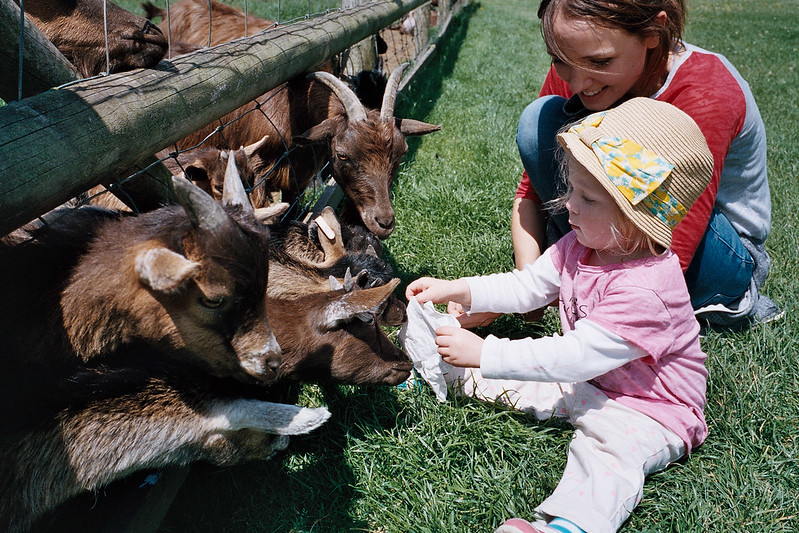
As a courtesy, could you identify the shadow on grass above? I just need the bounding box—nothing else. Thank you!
[156,383,409,532]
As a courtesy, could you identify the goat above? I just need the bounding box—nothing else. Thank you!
[271,277,411,385]
[0,276,407,531]
[0,168,284,433]
[0,362,330,533]
[142,0,276,47]
[15,0,167,78]
[164,62,439,239]
[141,0,438,238]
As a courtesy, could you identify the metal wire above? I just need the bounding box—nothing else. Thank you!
[17,0,24,101]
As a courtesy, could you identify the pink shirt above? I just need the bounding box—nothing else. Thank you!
[469,232,708,451]
[551,232,708,451]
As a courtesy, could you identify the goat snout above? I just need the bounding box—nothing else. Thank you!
[363,211,395,239]
[235,333,283,380]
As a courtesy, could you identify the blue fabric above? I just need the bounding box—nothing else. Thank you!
[516,95,753,311]
[684,208,753,308]
[548,517,585,533]
[516,95,589,241]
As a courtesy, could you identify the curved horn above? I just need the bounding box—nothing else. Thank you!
[222,150,253,213]
[308,71,367,123]
[172,173,228,232]
[242,135,269,159]
[380,62,409,122]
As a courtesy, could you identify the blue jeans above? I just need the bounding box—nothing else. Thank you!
[516,95,753,309]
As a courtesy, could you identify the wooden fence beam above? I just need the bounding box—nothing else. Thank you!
[0,0,427,237]
[0,0,184,217]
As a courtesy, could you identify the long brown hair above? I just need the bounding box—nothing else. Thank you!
[538,0,686,97]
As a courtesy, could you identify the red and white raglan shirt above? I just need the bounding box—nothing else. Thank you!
[517,43,771,271]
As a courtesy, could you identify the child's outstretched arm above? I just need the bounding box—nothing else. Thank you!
[405,277,472,308]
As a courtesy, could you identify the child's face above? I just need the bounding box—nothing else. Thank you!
[548,13,660,110]
[564,159,623,252]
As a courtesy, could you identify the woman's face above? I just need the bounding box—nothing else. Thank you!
[549,14,660,110]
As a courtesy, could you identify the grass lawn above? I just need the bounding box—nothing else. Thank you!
[159,0,799,531]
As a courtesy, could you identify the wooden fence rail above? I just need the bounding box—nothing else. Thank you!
[0,0,427,237]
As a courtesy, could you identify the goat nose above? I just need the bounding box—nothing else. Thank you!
[375,216,395,231]
[142,19,164,37]
[268,358,282,375]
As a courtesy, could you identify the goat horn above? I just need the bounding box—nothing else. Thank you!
[242,135,269,159]
[308,71,367,123]
[380,62,409,122]
[172,173,229,232]
[222,150,254,213]
[343,267,353,291]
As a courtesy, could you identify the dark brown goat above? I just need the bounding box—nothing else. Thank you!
[170,63,440,239]
[0,274,407,532]
[0,171,283,433]
[0,365,330,533]
[271,278,411,385]
[265,204,406,327]
[16,0,167,77]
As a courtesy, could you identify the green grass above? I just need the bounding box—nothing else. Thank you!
[158,0,799,531]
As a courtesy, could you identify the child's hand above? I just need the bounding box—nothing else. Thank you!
[405,277,471,307]
[448,301,500,329]
[434,326,483,368]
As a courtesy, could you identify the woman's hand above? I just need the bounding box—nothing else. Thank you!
[435,326,483,368]
[405,277,471,307]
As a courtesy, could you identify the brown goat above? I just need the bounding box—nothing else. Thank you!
[0,170,284,432]
[271,278,411,385]
[0,364,330,533]
[15,0,167,77]
[142,0,276,48]
[265,204,406,327]
[0,275,408,532]
[168,63,440,239]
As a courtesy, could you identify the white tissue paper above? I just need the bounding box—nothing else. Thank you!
[398,299,460,402]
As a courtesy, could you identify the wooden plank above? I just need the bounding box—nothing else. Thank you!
[0,0,427,237]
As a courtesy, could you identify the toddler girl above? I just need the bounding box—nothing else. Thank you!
[406,98,712,533]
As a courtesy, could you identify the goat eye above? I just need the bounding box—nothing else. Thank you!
[336,152,348,161]
[200,296,225,309]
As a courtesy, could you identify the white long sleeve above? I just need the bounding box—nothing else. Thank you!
[479,318,648,383]
[465,247,561,315]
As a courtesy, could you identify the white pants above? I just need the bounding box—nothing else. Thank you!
[446,368,686,533]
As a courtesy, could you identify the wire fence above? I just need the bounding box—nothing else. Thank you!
[3,0,461,232]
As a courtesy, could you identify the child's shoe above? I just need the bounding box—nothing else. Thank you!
[494,518,544,533]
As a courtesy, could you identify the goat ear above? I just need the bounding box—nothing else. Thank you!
[184,160,210,184]
[135,247,200,293]
[314,206,346,266]
[397,118,442,137]
[320,278,400,330]
[294,117,341,145]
